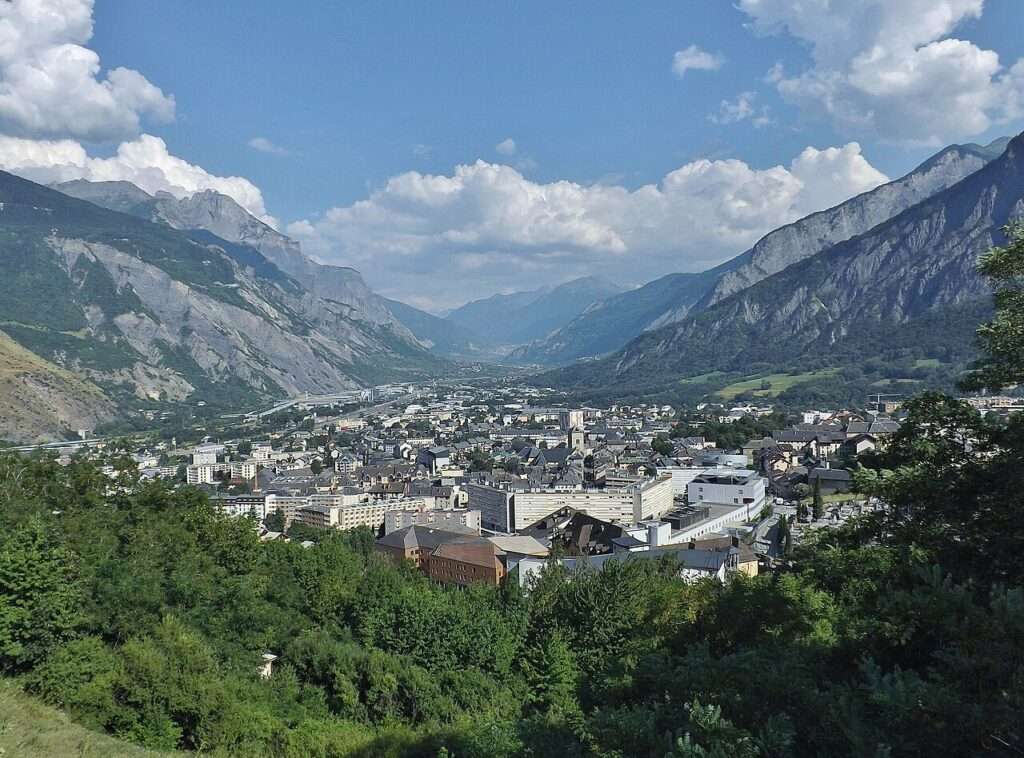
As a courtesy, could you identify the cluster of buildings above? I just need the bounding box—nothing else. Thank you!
[39,380,929,589]
[160,387,777,586]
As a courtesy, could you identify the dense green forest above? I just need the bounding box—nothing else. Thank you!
[1,229,1024,756]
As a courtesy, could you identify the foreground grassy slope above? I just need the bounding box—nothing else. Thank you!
[0,681,184,758]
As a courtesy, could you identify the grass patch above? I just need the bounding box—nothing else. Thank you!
[715,369,839,400]
[801,492,862,506]
[0,680,184,757]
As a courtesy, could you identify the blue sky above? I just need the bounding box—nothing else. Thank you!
[2,1,1023,309]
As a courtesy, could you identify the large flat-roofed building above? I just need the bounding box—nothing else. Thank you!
[469,475,674,533]
[657,466,708,497]
[686,469,766,513]
[296,500,389,531]
[308,489,367,508]
[663,502,754,540]
[467,482,515,532]
[192,444,222,466]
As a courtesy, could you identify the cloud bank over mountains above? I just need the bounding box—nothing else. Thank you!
[0,132,276,225]
[289,144,888,308]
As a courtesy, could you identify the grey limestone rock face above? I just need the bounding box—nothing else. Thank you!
[702,139,1008,308]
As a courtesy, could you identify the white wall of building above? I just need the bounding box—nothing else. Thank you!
[687,472,766,512]
[657,466,706,497]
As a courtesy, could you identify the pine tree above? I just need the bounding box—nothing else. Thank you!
[812,477,824,521]
[524,630,579,714]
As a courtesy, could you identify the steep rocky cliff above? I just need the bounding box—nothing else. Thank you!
[55,180,485,359]
[702,137,1011,308]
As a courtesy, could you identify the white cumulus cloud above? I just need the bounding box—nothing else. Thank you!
[287,144,888,308]
[0,133,275,226]
[672,45,725,78]
[739,0,1024,145]
[0,0,174,141]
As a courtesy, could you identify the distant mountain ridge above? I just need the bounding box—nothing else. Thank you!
[541,132,1024,399]
[511,254,750,365]
[446,277,626,346]
[516,136,1009,366]
[381,297,500,360]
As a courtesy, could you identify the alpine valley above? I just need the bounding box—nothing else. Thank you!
[1,133,1021,442]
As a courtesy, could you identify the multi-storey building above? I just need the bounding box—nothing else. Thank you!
[295,500,389,531]
[263,494,308,527]
[186,464,217,485]
[230,460,257,481]
[192,444,222,466]
[469,474,674,533]
[383,507,481,535]
[213,495,267,520]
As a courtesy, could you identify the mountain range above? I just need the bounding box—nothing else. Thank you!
[539,132,1024,405]
[514,136,1011,366]
[444,276,626,347]
[0,173,451,441]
